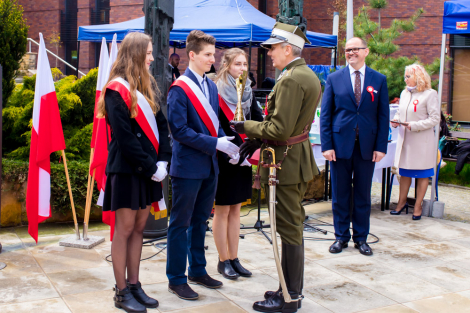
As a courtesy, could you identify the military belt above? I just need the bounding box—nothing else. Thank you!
[262,132,309,146]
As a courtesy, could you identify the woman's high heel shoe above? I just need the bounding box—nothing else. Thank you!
[412,214,422,220]
[390,203,409,215]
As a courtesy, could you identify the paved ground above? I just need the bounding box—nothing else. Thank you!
[1,201,470,313]
[371,181,470,222]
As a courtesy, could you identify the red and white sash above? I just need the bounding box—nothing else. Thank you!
[218,95,246,142]
[171,75,219,137]
[106,77,167,214]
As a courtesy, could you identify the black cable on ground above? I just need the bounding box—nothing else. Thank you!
[303,216,380,245]
[237,199,380,245]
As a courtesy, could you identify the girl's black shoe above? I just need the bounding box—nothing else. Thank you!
[114,285,147,313]
[230,258,252,277]
[390,203,409,215]
[128,281,159,308]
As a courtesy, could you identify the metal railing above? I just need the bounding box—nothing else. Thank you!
[27,38,85,77]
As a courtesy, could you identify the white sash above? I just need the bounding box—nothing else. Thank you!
[177,75,219,135]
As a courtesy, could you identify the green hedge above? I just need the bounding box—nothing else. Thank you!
[2,158,100,216]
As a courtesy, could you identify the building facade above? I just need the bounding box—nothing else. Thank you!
[20,0,452,104]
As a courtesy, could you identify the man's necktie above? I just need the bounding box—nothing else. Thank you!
[354,71,361,106]
[201,78,207,98]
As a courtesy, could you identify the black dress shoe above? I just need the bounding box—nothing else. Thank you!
[188,274,223,289]
[218,259,239,280]
[114,285,147,313]
[329,240,348,254]
[354,241,373,256]
[128,281,158,308]
[168,283,199,300]
[253,292,300,313]
[230,258,252,277]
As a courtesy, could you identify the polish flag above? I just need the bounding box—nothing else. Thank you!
[26,33,66,243]
[90,37,109,149]
[90,34,118,239]
[90,34,117,202]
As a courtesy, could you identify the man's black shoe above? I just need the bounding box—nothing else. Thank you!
[355,241,373,256]
[168,283,199,300]
[329,240,348,254]
[253,292,300,313]
[188,274,223,289]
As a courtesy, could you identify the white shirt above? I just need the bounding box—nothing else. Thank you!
[349,64,366,94]
[188,67,210,103]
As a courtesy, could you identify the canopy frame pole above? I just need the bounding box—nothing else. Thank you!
[430,33,447,217]
[248,41,252,72]
[77,41,81,77]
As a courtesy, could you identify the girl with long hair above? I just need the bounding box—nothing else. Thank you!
[96,32,171,312]
[213,48,263,280]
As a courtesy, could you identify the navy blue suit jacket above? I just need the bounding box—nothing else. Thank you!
[167,68,225,179]
[320,66,390,160]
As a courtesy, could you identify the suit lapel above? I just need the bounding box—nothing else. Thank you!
[185,68,204,92]
[342,66,357,105]
[185,68,217,112]
[359,66,373,108]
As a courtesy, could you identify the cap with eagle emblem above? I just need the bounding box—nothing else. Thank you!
[261,22,310,50]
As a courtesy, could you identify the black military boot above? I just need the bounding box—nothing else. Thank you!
[255,242,304,312]
[113,285,147,313]
[128,281,159,308]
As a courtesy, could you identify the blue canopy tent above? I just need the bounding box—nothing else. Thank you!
[428,1,470,215]
[77,0,337,49]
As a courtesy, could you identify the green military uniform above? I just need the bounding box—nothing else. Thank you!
[244,57,321,246]
[241,22,321,313]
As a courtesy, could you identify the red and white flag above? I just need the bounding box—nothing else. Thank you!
[90,34,117,203]
[26,33,66,243]
[90,37,109,150]
[90,34,118,239]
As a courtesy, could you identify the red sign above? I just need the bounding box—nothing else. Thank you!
[457,21,468,30]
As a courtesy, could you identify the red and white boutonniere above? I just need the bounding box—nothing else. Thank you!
[366,86,375,101]
[413,99,419,112]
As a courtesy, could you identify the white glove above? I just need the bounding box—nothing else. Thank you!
[241,158,252,167]
[216,136,239,158]
[229,153,240,165]
[152,161,168,182]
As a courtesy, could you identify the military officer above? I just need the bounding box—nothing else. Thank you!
[230,22,321,313]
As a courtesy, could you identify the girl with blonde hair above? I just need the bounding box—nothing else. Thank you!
[212,48,263,280]
[97,32,171,312]
[391,63,440,220]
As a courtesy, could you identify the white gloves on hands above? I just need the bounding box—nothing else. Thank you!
[151,161,168,182]
[216,136,239,159]
[240,158,252,167]
[229,154,251,167]
[229,153,240,165]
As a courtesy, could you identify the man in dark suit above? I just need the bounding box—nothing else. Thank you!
[320,37,389,256]
[166,30,239,300]
[169,53,181,82]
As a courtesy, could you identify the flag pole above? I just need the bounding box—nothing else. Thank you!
[83,168,96,240]
[85,148,94,218]
[61,150,80,239]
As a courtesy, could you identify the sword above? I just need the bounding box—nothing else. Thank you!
[262,147,292,303]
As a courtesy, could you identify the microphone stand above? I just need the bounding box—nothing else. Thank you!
[240,189,272,244]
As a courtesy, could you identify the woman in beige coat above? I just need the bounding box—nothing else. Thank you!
[390,64,440,220]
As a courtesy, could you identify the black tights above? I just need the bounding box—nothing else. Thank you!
[112,206,150,290]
